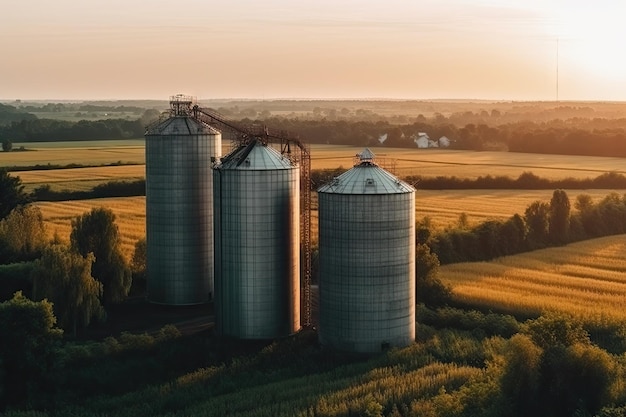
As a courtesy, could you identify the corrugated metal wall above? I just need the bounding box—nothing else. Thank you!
[145,117,221,305]
[318,159,415,353]
[214,141,300,338]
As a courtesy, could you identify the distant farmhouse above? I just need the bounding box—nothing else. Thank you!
[412,132,450,148]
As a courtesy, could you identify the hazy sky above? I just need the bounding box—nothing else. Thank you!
[2,0,625,101]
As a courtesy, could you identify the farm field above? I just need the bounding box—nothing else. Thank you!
[1,140,145,167]
[17,164,145,193]
[34,189,623,258]
[414,189,625,229]
[439,234,626,326]
[4,142,626,180]
[311,145,626,179]
[35,197,146,259]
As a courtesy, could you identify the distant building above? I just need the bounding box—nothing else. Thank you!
[413,132,452,148]
[413,132,430,148]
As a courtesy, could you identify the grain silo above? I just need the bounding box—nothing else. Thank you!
[214,139,300,338]
[145,95,222,305]
[318,148,415,353]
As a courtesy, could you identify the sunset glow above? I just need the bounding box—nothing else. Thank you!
[1,0,625,101]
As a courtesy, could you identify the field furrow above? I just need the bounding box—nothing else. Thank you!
[441,235,626,325]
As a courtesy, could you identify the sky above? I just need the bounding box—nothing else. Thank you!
[1,0,625,102]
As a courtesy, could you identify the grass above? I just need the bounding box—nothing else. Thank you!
[439,235,626,327]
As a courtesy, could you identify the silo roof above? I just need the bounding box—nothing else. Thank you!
[318,149,414,194]
[217,139,294,170]
[145,116,220,136]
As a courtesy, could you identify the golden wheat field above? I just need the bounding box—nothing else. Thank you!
[439,235,626,326]
[34,189,623,259]
[310,145,626,179]
[34,197,146,259]
[20,141,626,327]
[1,143,145,167]
[414,189,625,230]
[5,142,626,180]
[18,165,145,193]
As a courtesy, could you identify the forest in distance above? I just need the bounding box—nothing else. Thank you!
[3,99,626,416]
[3,99,626,157]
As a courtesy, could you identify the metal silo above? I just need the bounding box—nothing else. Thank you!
[318,148,415,353]
[214,139,300,339]
[145,95,222,305]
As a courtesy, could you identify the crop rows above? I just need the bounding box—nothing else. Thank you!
[35,197,146,258]
[7,143,626,179]
[34,189,625,260]
[414,189,622,229]
[439,235,626,326]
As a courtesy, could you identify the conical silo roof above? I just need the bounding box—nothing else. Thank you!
[145,116,220,136]
[317,148,413,194]
[217,139,294,170]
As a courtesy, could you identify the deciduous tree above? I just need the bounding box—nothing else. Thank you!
[524,200,550,248]
[70,208,131,304]
[415,243,451,307]
[0,205,47,262]
[32,244,104,337]
[549,189,570,244]
[1,139,11,152]
[0,291,62,409]
[0,169,29,220]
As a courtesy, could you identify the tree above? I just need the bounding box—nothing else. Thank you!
[575,193,598,237]
[516,314,616,417]
[70,208,131,304]
[499,214,527,255]
[0,169,29,220]
[549,189,570,244]
[0,205,47,262]
[0,291,62,409]
[524,200,550,248]
[130,237,147,295]
[524,313,589,349]
[32,244,104,337]
[415,243,451,307]
[500,334,543,417]
[1,139,11,152]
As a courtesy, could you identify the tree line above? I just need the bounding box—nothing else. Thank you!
[0,118,145,142]
[3,106,626,158]
[423,189,626,265]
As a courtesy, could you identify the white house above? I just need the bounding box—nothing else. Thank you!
[438,136,451,147]
[413,132,430,148]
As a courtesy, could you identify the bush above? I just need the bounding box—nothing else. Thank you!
[0,262,34,301]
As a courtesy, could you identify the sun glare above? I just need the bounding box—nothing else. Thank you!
[553,3,626,79]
